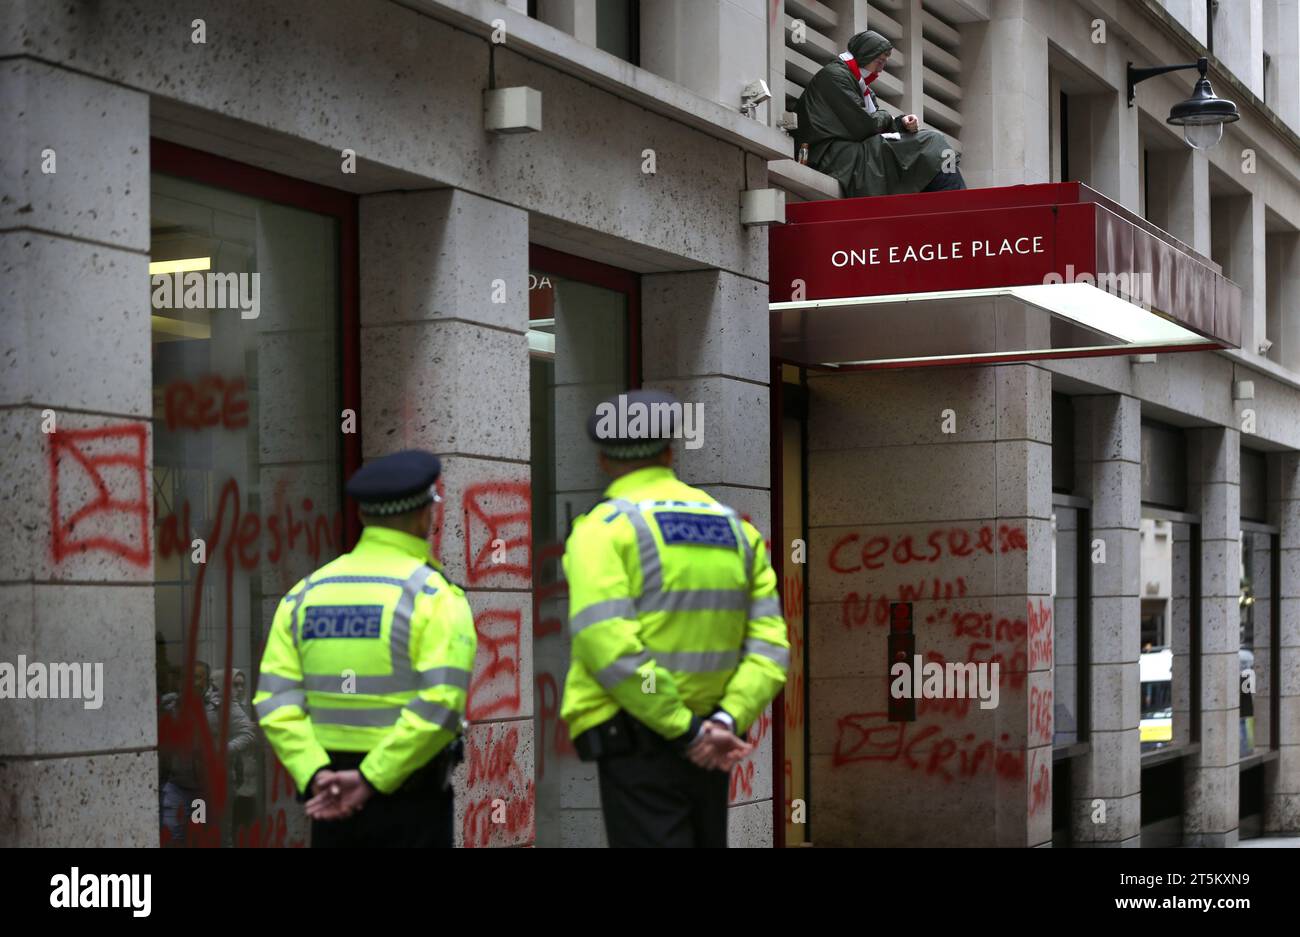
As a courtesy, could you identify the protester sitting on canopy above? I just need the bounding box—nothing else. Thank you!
[794,29,966,197]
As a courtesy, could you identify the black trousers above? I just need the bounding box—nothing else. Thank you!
[596,727,730,848]
[309,751,454,848]
[310,786,453,848]
[922,167,967,191]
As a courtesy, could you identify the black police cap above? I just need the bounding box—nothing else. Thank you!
[345,450,442,516]
[587,388,680,460]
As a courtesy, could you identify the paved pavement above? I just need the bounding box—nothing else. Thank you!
[1237,835,1300,847]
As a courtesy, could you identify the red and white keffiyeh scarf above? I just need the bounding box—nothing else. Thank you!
[839,51,879,113]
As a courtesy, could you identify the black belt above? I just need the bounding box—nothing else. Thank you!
[573,711,669,761]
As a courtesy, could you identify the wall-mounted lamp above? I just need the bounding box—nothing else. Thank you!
[485,86,542,134]
[1233,380,1255,401]
[1127,56,1239,150]
[741,188,785,226]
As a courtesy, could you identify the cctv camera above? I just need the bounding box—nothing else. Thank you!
[743,80,772,106]
[1258,339,1273,354]
[740,80,772,118]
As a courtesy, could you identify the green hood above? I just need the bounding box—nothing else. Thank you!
[847,30,893,65]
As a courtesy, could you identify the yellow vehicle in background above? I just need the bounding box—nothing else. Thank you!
[1140,647,1173,751]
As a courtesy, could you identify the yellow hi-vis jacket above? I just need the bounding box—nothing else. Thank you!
[254,526,477,795]
[560,465,789,741]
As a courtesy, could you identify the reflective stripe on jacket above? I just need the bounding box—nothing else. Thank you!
[255,526,477,795]
[560,466,788,741]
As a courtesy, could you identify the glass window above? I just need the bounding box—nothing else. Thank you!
[1051,506,1085,746]
[151,168,346,847]
[1240,531,1275,755]
[528,253,633,847]
[1139,517,1196,753]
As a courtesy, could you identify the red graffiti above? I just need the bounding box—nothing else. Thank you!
[463,787,535,847]
[535,671,575,781]
[728,710,772,803]
[783,573,804,620]
[784,669,804,730]
[163,375,249,431]
[913,650,975,720]
[998,524,1027,553]
[48,424,151,566]
[466,724,522,786]
[1030,685,1053,747]
[461,724,535,847]
[831,711,1025,783]
[1027,598,1054,670]
[1028,747,1051,816]
[235,810,291,848]
[730,761,756,800]
[467,608,522,720]
[842,592,888,629]
[157,481,341,573]
[841,577,969,630]
[828,524,1018,574]
[157,685,224,848]
[532,540,566,639]
[946,607,1024,640]
[235,759,304,848]
[463,482,531,585]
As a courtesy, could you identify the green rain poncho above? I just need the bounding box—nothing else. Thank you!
[794,30,954,197]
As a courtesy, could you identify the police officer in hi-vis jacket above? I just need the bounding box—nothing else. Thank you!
[255,450,476,848]
[561,389,789,848]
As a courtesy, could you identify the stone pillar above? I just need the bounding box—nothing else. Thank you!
[806,364,1053,847]
[641,267,774,846]
[1159,0,1210,45]
[1214,0,1264,99]
[1212,194,1266,359]
[1246,196,1268,361]
[1266,452,1300,832]
[959,1,1051,187]
[639,0,771,121]
[1274,1,1300,133]
[1183,427,1241,847]
[1070,394,1142,846]
[1076,92,1141,214]
[898,0,926,119]
[0,57,155,845]
[359,188,534,847]
[1265,230,1300,371]
[1148,149,1212,259]
[537,0,598,44]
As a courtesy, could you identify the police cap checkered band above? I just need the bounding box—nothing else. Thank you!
[587,389,681,454]
[356,485,438,516]
[346,449,442,515]
[598,437,671,460]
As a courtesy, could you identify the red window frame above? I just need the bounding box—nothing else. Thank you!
[150,139,363,546]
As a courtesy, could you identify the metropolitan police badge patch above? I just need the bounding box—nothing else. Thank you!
[302,605,384,640]
[653,511,738,548]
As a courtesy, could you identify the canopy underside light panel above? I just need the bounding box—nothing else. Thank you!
[768,182,1241,369]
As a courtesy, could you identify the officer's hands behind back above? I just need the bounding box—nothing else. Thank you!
[686,721,753,772]
[306,769,374,821]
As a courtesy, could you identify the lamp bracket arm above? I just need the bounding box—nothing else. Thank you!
[1127,58,1207,106]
